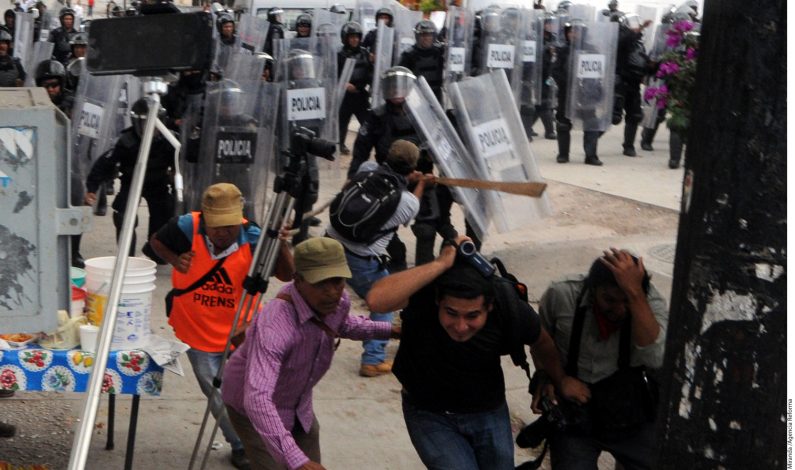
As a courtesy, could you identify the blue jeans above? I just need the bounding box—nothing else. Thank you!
[402,397,514,470]
[344,252,393,365]
[186,349,244,451]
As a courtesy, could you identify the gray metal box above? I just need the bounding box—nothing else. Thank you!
[0,88,88,334]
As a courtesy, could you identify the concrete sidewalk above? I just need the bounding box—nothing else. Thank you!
[0,118,681,469]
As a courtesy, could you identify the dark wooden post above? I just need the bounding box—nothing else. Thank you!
[654,0,786,467]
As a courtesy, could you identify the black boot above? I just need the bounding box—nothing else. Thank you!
[540,110,556,139]
[556,120,571,163]
[94,182,108,216]
[623,121,639,157]
[640,126,656,151]
[583,131,603,166]
[71,235,85,268]
[669,130,684,169]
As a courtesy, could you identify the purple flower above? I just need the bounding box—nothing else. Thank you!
[644,87,658,101]
[656,97,667,110]
[657,61,680,77]
[675,20,695,33]
[666,33,682,48]
[685,47,697,60]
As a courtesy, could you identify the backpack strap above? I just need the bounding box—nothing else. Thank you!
[165,257,226,317]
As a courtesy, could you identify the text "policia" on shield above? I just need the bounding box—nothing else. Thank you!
[287,88,326,121]
[577,54,606,79]
[472,118,512,158]
[486,44,515,69]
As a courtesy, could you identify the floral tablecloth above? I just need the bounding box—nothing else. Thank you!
[0,348,163,396]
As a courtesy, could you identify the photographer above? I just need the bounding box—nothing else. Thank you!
[530,248,668,469]
[367,237,578,469]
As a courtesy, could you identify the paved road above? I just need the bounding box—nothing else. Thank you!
[0,109,682,469]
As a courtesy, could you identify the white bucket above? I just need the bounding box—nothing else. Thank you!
[84,257,157,350]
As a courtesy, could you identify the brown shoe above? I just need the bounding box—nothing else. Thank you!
[359,360,393,377]
[0,421,16,438]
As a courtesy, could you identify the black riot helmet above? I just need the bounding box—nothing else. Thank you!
[59,7,75,27]
[500,7,520,32]
[556,1,573,13]
[381,66,415,102]
[481,7,500,33]
[111,5,123,17]
[267,7,283,25]
[254,52,274,81]
[286,49,315,81]
[125,5,138,16]
[66,57,85,90]
[413,19,437,44]
[608,0,619,11]
[374,7,393,26]
[207,79,243,117]
[216,12,234,34]
[340,21,363,45]
[70,32,87,47]
[36,59,66,86]
[329,3,347,16]
[130,98,166,137]
[295,13,312,28]
[617,12,641,31]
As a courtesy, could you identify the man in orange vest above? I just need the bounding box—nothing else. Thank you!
[149,183,294,470]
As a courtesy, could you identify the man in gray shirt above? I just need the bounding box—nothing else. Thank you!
[326,140,432,377]
[531,248,668,469]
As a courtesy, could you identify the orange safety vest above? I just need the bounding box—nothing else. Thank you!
[168,212,253,352]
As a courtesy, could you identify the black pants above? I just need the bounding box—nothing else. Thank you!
[112,190,175,256]
[549,422,655,470]
[339,92,370,149]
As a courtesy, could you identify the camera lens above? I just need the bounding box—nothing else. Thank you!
[459,240,476,256]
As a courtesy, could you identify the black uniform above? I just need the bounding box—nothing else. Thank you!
[48,26,77,65]
[263,23,284,56]
[338,43,373,150]
[362,28,378,51]
[613,26,650,155]
[86,128,174,258]
[349,102,420,178]
[525,33,557,139]
[398,43,445,103]
[410,153,456,265]
[552,39,603,164]
[0,54,24,86]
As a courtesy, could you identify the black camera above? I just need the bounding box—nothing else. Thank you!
[516,396,568,449]
[291,125,336,161]
[457,240,495,278]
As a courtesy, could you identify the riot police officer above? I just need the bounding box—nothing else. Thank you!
[552,20,604,166]
[338,21,372,155]
[263,7,284,55]
[362,7,392,51]
[613,13,652,157]
[217,12,236,46]
[531,13,558,140]
[49,7,78,65]
[36,59,72,114]
[68,32,87,62]
[398,20,445,103]
[601,0,623,21]
[84,99,175,263]
[0,30,24,87]
[295,12,312,38]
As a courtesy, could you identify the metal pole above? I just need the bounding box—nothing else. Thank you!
[67,78,166,470]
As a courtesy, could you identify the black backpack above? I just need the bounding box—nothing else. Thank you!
[329,166,406,245]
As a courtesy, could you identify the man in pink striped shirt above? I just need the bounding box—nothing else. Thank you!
[222,237,399,470]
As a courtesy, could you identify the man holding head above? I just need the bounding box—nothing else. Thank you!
[222,237,399,470]
[149,183,294,470]
[367,237,578,469]
[531,248,668,469]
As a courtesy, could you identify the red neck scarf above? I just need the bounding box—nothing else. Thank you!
[592,302,623,341]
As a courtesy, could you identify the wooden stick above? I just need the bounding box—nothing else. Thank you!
[436,177,547,198]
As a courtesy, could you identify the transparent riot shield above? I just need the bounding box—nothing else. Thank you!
[565,21,618,132]
[277,38,336,147]
[450,71,552,233]
[13,12,33,70]
[177,92,206,214]
[23,41,53,86]
[354,0,377,34]
[570,4,597,23]
[392,9,422,63]
[518,9,544,109]
[404,76,491,241]
[238,14,269,53]
[641,77,663,128]
[476,6,522,103]
[225,51,266,83]
[195,79,274,223]
[311,8,347,41]
[636,5,661,52]
[648,23,671,61]
[370,20,394,110]
[70,71,124,185]
[443,6,474,106]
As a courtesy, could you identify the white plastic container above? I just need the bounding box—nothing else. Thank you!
[84,257,157,350]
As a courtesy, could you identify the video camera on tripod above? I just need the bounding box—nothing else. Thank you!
[289,124,337,162]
